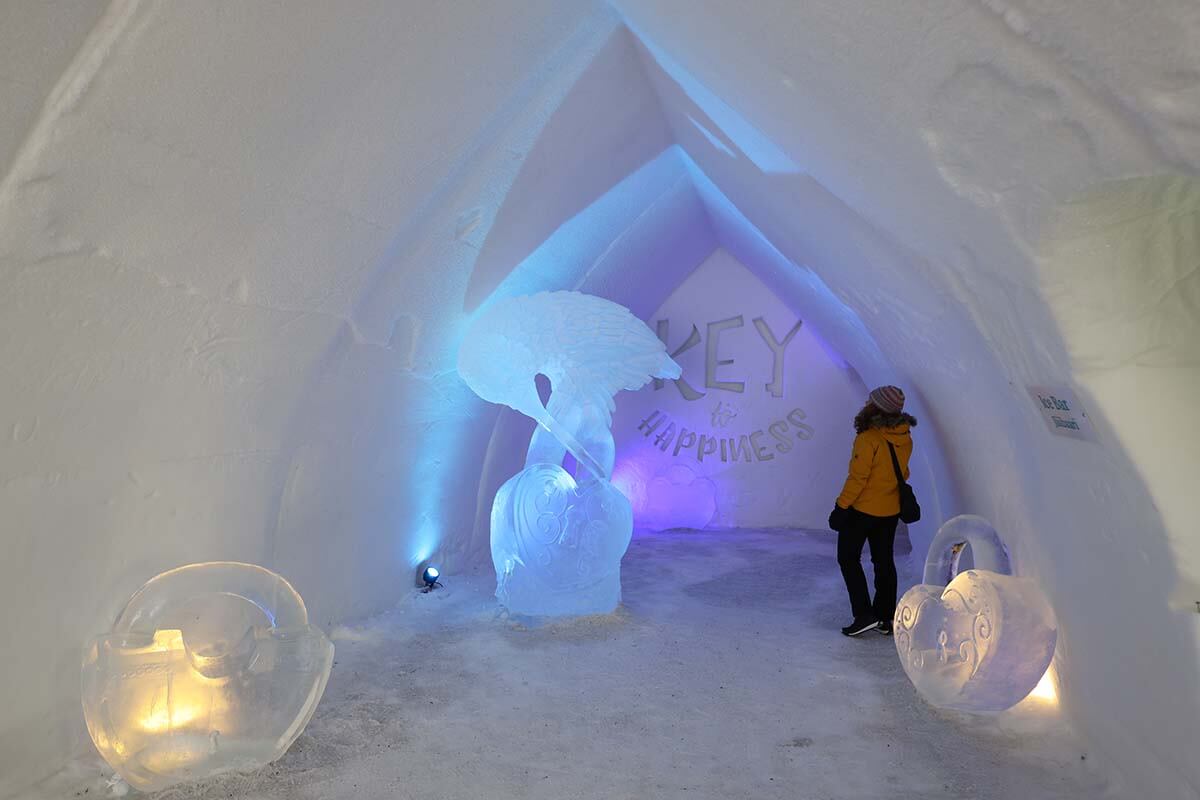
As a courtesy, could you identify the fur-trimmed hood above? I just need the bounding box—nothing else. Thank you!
[855,409,918,434]
[866,411,917,429]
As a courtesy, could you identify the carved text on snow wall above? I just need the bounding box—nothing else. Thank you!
[637,407,814,464]
[653,315,802,400]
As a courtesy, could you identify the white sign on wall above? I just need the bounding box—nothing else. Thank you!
[1027,385,1095,441]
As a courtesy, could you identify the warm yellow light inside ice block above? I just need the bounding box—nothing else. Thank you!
[118,630,197,735]
[1026,665,1059,704]
[139,700,195,735]
[81,562,335,793]
[90,628,240,777]
[103,630,223,734]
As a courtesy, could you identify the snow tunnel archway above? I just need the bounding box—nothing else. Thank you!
[458,140,957,564]
[4,2,1200,796]
[447,11,1200,793]
[448,15,962,564]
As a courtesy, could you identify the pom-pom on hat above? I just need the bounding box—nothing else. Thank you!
[868,385,905,414]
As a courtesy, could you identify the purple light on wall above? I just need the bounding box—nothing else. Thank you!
[612,454,717,531]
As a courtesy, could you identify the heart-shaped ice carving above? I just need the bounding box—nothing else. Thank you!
[81,563,333,792]
[491,463,633,616]
[894,568,1057,712]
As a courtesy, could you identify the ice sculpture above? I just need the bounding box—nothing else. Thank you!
[458,291,681,615]
[894,515,1057,713]
[920,514,1013,587]
[81,562,334,792]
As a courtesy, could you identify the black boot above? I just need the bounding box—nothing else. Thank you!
[841,616,878,636]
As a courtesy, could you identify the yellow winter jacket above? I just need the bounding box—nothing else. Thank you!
[836,424,913,517]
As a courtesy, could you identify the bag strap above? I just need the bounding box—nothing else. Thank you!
[887,442,906,487]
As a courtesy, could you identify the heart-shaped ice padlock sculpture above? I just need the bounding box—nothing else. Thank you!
[81,563,334,792]
[491,462,633,616]
[894,515,1057,713]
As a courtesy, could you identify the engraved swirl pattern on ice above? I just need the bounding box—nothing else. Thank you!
[895,515,1056,713]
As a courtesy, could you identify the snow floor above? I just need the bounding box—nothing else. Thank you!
[37,528,1118,799]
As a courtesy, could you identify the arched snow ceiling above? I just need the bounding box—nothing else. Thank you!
[1,1,1198,796]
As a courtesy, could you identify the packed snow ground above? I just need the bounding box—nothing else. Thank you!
[35,529,1114,800]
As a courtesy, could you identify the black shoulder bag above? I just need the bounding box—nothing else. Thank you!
[887,442,921,524]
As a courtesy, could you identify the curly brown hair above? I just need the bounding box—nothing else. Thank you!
[854,402,919,434]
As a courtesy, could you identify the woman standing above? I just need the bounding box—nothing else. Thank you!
[829,386,917,637]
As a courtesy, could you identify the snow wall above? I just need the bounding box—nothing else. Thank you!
[1,1,1198,797]
[610,250,869,531]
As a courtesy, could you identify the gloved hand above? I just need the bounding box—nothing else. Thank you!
[828,504,850,532]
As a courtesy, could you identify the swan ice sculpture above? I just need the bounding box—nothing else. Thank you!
[894,515,1057,712]
[81,562,334,792]
[458,291,681,615]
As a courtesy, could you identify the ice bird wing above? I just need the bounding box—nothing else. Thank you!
[524,291,680,427]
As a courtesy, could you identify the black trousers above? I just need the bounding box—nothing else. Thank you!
[837,509,899,622]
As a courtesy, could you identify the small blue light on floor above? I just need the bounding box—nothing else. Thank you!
[421,566,441,591]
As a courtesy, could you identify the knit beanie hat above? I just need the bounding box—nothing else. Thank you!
[868,385,905,414]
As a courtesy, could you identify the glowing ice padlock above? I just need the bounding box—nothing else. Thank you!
[81,562,334,792]
[893,515,1057,713]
